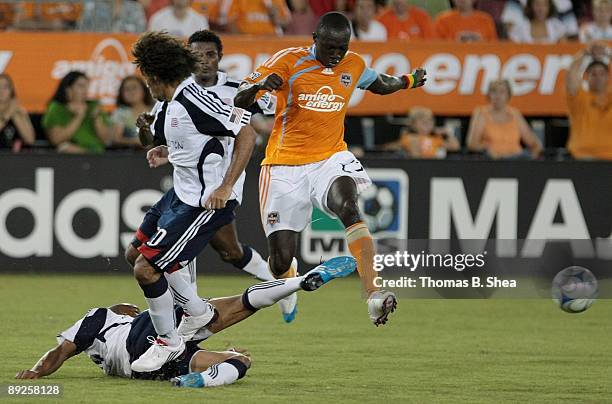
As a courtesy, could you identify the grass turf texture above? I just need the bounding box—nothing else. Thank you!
[1,274,611,404]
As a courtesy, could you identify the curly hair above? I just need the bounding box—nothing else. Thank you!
[132,31,199,85]
[188,30,223,56]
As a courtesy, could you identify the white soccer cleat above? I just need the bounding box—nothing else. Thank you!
[278,258,298,323]
[177,301,216,341]
[367,290,397,326]
[130,336,186,373]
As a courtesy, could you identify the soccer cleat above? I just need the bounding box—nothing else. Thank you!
[131,336,185,372]
[171,372,205,388]
[300,256,357,291]
[278,258,299,323]
[177,301,216,341]
[367,290,397,327]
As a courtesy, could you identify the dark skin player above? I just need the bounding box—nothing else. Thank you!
[234,18,426,283]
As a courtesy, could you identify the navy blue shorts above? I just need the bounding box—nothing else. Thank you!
[127,307,202,380]
[132,188,237,273]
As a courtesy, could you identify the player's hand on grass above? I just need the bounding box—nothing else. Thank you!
[146,145,169,168]
[412,68,427,88]
[204,184,232,210]
[15,370,40,379]
[259,73,283,92]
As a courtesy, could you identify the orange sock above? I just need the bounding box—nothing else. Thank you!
[346,222,378,297]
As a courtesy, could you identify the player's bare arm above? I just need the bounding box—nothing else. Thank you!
[367,68,427,95]
[204,124,257,210]
[234,74,283,108]
[15,340,77,379]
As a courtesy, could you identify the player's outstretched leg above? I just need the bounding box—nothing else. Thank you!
[171,354,250,389]
[327,176,397,326]
[268,230,300,323]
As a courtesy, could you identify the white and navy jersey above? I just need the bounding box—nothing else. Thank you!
[57,308,134,378]
[150,77,251,207]
[58,307,215,379]
[206,71,276,116]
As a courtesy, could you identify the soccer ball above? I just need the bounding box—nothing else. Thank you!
[551,266,598,313]
[359,183,395,233]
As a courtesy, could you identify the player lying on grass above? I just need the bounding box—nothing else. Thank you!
[15,257,356,389]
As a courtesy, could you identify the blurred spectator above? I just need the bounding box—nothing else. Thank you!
[467,79,542,159]
[434,0,498,41]
[508,0,567,43]
[377,0,434,40]
[502,0,579,39]
[13,2,82,30]
[352,0,387,41]
[80,0,146,33]
[565,44,612,160]
[580,0,612,43]
[0,74,35,152]
[140,0,168,20]
[308,0,354,17]
[111,76,153,148]
[0,3,15,30]
[149,0,208,37]
[406,0,449,18]
[226,0,291,35]
[284,0,317,35]
[475,0,508,37]
[43,71,112,154]
[387,106,459,159]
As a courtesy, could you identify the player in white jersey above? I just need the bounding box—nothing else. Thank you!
[15,257,357,388]
[126,32,257,373]
[130,30,298,323]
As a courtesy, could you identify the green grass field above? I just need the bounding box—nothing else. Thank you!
[2,274,611,403]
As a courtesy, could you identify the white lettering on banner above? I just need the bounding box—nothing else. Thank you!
[522,179,593,258]
[51,38,135,106]
[54,190,119,258]
[0,50,13,72]
[429,178,518,256]
[218,51,574,102]
[0,168,162,259]
[0,168,53,258]
[428,177,609,258]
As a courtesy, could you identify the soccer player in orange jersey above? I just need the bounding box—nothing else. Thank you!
[235,12,426,326]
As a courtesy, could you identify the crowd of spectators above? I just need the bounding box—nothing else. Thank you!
[0,0,607,43]
[0,0,609,160]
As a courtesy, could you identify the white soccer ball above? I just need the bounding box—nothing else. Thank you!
[551,266,598,313]
[358,183,395,233]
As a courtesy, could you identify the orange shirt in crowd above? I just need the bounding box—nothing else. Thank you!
[480,107,523,157]
[566,89,612,160]
[0,3,15,29]
[434,10,497,42]
[244,46,374,165]
[400,132,445,158]
[376,6,435,40]
[227,0,290,35]
[16,2,82,24]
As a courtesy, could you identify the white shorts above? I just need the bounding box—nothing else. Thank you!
[259,151,372,237]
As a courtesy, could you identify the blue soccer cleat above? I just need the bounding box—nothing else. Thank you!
[170,372,205,388]
[282,304,298,323]
[300,256,357,291]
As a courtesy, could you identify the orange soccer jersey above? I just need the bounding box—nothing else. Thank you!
[245,46,377,166]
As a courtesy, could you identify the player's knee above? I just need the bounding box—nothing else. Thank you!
[230,353,251,369]
[269,250,293,277]
[133,255,157,284]
[333,198,361,225]
[124,245,139,267]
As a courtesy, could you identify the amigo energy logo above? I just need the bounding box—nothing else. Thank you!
[297,86,345,112]
[51,38,135,106]
[300,169,409,264]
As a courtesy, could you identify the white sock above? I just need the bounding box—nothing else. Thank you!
[242,277,303,310]
[241,248,275,281]
[140,276,180,346]
[165,270,209,317]
[201,358,248,387]
[177,259,198,295]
